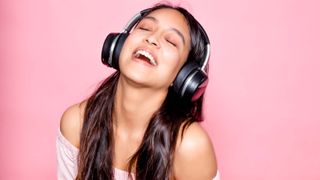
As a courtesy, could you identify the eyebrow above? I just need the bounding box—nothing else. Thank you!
[142,16,186,45]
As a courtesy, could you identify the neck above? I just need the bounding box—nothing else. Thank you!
[113,74,168,135]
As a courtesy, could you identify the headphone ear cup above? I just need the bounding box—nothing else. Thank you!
[173,62,198,98]
[112,33,129,70]
[101,32,129,70]
[173,62,208,101]
[101,33,119,67]
[185,69,208,101]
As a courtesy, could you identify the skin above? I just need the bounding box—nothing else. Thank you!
[60,8,217,180]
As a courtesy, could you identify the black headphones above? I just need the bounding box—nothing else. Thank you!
[101,8,210,101]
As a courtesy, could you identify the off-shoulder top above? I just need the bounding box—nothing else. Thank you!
[56,129,220,180]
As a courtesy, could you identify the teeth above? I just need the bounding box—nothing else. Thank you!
[135,50,157,66]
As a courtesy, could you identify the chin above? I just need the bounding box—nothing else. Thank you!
[120,70,150,86]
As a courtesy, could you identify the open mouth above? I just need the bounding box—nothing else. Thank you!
[134,50,157,66]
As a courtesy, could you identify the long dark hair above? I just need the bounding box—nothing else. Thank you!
[76,3,209,180]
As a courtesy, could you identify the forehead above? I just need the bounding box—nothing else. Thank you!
[144,8,191,41]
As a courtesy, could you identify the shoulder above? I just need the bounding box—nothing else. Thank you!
[59,100,87,148]
[173,122,218,180]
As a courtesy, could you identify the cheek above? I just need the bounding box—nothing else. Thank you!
[165,47,188,67]
[119,35,136,60]
[125,32,142,46]
[161,49,187,79]
[163,51,180,69]
[121,35,134,52]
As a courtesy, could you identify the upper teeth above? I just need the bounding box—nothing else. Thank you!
[136,50,157,66]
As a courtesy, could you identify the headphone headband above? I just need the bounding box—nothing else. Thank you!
[191,21,211,72]
[122,9,150,33]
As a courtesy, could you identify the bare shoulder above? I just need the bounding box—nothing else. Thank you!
[173,122,218,180]
[59,100,87,148]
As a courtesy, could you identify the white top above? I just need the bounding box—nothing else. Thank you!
[56,129,220,180]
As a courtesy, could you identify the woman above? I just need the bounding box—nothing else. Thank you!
[57,3,219,180]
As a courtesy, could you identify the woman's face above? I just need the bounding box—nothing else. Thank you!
[119,8,191,90]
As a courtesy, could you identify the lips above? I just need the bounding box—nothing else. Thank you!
[133,49,157,66]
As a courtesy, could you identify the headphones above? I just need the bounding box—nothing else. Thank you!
[101,8,211,101]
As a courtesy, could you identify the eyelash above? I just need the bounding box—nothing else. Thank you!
[138,26,150,31]
[166,39,177,47]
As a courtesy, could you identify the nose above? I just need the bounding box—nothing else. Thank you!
[145,34,160,48]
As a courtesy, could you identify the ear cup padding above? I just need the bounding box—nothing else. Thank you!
[101,33,119,67]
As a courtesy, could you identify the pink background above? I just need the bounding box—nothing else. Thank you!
[1,0,319,179]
